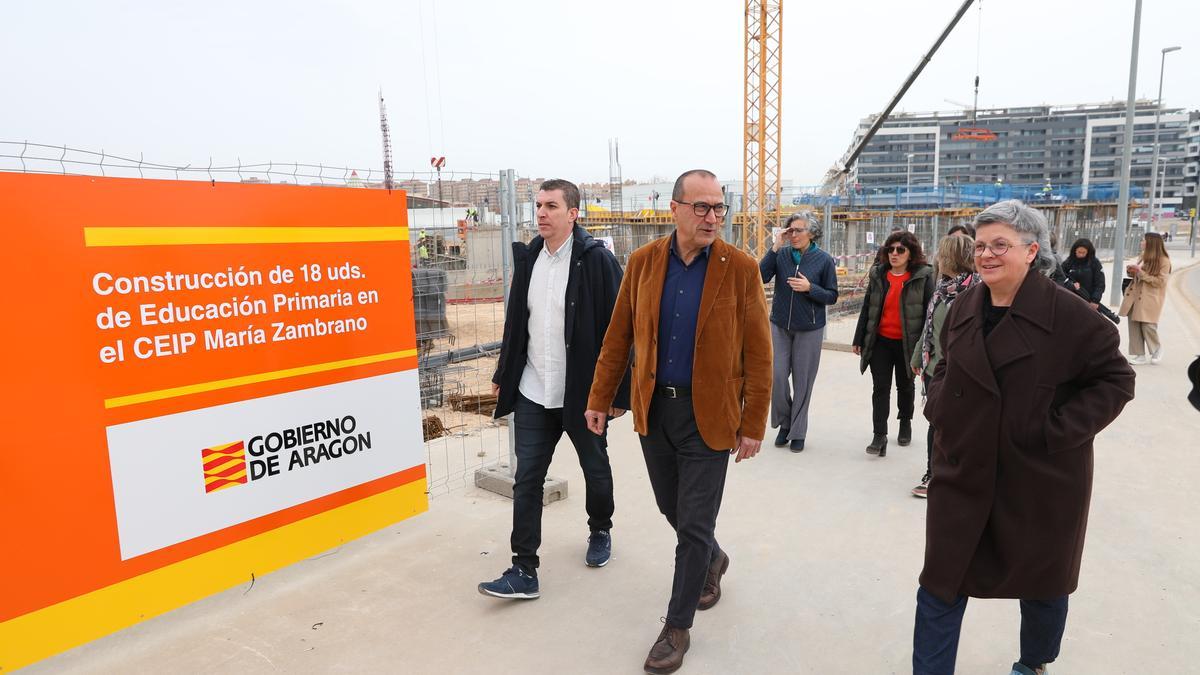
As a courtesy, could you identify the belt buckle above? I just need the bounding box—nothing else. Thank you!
[664,386,678,398]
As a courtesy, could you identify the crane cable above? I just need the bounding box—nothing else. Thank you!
[417,0,435,160]
[430,0,448,157]
[972,0,982,122]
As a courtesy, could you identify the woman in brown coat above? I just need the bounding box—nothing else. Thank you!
[913,201,1136,675]
[1118,232,1171,365]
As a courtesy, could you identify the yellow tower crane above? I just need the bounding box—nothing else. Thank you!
[742,0,782,258]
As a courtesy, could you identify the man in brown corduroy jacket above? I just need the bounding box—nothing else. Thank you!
[585,169,772,675]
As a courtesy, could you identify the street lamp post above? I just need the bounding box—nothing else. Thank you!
[1192,176,1198,257]
[1147,45,1182,228]
[1193,123,1200,257]
[1110,0,1142,308]
[1158,160,1168,235]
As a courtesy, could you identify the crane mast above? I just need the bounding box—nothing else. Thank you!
[742,0,783,257]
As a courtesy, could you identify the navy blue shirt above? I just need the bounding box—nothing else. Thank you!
[657,234,710,386]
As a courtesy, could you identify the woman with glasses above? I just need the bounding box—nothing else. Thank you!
[1119,232,1172,365]
[759,212,839,452]
[908,233,979,497]
[852,230,934,457]
[913,200,1135,675]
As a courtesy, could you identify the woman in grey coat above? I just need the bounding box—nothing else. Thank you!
[758,212,839,452]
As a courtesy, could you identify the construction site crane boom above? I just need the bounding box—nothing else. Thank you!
[818,0,978,197]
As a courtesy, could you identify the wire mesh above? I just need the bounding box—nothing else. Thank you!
[410,213,538,496]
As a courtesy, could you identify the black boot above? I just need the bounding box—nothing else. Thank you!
[898,419,912,446]
[774,427,790,447]
[866,434,887,456]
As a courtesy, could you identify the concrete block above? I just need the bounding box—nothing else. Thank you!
[473,464,567,505]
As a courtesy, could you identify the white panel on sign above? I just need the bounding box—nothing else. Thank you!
[866,231,875,244]
[106,371,422,560]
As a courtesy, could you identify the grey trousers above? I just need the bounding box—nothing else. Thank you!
[770,322,824,440]
[1128,320,1161,356]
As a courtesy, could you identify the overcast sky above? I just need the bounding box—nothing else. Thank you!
[2,0,1197,185]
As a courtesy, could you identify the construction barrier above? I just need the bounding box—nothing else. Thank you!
[0,173,427,670]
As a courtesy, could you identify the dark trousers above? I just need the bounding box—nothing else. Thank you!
[640,393,730,629]
[869,335,915,435]
[913,586,1069,675]
[510,393,614,573]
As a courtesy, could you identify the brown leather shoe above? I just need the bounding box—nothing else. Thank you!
[697,550,730,611]
[644,623,690,674]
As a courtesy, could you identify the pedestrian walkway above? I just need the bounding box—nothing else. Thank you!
[29,259,1200,674]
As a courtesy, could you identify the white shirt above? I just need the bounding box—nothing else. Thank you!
[519,236,572,408]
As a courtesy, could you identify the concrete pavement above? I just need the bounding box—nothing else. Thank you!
[29,257,1200,674]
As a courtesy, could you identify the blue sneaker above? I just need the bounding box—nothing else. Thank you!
[585,530,612,567]
[477,565,539,599]
[1010,663,1046,675]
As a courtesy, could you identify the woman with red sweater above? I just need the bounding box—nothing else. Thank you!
[852,231,934,457]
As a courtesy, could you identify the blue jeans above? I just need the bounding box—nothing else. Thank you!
[510,393,614,573]
[913,586,1068,675]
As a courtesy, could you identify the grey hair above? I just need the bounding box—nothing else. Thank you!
[784,211,823,242]
[972,199,1055,275]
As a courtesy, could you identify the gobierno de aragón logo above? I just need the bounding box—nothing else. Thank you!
[200,415,372,494]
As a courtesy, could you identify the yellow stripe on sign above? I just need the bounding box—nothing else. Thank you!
[104,349,419,408]
[203,460,245,477]
[208,480,241,494]
[205,470,247,485]
[83,226,410,247]
[0,479,428,672]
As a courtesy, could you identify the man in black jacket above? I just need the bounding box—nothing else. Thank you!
[477,179,630,600]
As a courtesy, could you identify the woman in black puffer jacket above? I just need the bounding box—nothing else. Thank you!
[1061,238,1105,308]
[852,230,934,457]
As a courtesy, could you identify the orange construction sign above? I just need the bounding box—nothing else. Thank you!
[951,126,998,141]
[0,173,428,670]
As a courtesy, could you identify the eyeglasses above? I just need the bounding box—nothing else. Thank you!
[787,228,809,236]
[675,200,729,218]
[885,245,908,254]
[973,240,1030,257]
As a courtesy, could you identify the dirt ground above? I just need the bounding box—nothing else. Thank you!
[422,301,506,448]
[434,301,505,350]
